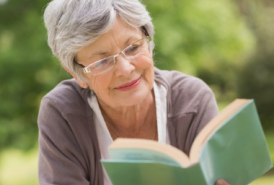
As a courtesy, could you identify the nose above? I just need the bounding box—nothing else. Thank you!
[113,54,135,77]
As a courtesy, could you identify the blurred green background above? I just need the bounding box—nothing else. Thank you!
[0,0,273,184]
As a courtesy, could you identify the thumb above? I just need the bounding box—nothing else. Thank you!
[215,179,230,185]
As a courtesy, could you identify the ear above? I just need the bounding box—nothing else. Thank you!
[64,67,89,89]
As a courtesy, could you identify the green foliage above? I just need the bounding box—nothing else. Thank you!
[143,0,255,104]
[144,0,255,74]
[0,0,272,152]
[0,0,70,151]
[238,55,274,129]
[236,0,274,129]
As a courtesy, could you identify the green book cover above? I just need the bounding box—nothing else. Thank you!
[101,99,273,185]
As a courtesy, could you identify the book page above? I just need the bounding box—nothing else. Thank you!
[110,139,193,167]
[110,148,183,167]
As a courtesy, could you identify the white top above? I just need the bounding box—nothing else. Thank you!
[87,81,169,185]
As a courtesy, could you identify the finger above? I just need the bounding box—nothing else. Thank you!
[215,179,230,185]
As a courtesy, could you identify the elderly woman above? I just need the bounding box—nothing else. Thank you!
[39,0,229,185]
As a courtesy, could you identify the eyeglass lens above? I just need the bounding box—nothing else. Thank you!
[87,37,149,75]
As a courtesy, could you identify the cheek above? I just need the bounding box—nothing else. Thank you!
[136,53,154,88]
[144,67,154,89]
[85,74,105,93]
[136,53,154,69]
[83,73,95,90]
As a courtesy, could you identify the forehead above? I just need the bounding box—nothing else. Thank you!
[77,17,142,61]
[96,17,141,46]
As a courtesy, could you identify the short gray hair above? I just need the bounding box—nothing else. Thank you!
[43,0,155,83]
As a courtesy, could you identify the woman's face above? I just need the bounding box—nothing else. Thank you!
[76,17,154,109]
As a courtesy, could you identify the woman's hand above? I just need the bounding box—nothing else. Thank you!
[215,179,231,185]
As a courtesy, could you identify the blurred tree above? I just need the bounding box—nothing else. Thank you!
[143,0,255,103]
[0,0,70,151]
[0,0,258,151]
[235,0,274,129]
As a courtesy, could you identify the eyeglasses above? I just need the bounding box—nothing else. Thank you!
[74,36,151,76]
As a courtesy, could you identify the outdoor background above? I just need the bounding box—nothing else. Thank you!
[0,0,273,184]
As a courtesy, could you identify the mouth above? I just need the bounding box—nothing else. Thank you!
[115,77,142,91]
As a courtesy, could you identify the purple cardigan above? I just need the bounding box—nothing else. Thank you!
[38,67,218,185]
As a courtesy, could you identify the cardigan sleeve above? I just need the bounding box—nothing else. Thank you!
[38,97,90,185]
[193,89,219,135]
[166,71,219,155]
[184,88,219,154]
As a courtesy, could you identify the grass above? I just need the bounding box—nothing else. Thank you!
[0,132,273,185]
[249,131,274,184]
[0,148,38,185]
[250,169,274,185]
[264,131,274,164]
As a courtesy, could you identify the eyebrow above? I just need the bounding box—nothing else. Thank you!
[91,51,108,57]
[125,37,134,46]
[86,51,108,61]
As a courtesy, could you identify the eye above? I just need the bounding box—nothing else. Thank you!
[125,45,139,56]
[129,45,139,51]
[93,57,113,69]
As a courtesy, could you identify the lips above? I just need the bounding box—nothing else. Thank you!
[115,77,141,91]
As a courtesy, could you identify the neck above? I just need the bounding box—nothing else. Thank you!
[98,90,157,140]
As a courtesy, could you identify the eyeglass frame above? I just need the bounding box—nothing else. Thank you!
[73,27,151,76]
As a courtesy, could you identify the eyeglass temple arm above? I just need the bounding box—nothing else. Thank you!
[73,57,85,68]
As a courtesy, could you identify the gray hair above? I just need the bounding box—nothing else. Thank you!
[43,0,155,83]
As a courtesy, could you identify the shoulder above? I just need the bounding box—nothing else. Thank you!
[37,79,98,183]
[155,68,211,93]
[154,68,215,115]
[40,79,90,116]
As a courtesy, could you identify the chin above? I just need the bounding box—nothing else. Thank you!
[123,85,152,107]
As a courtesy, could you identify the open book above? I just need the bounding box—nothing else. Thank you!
[101,99,273,185]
